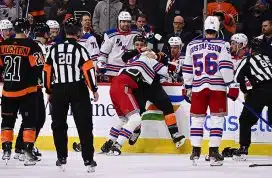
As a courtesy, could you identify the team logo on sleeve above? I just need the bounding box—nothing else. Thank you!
[33,52,45,66]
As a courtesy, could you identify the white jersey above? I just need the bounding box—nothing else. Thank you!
[79,33,100,61]
[98,28,140,76]
[119,52,169,84]
[183,39,234,92]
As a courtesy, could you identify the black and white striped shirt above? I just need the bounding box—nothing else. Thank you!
[43,38,98,93]
[234,54,272,93]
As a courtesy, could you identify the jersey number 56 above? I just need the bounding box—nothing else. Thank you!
[193,53,218,76]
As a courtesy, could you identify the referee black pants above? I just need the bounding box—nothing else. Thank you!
[239,83,272,147]
[51,81,94,162]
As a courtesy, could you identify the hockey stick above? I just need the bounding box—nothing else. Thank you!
[237,98,272,129]
[249,164,272,167]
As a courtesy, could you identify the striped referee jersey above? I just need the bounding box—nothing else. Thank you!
[234,54,272,93]
[43,38,97,93]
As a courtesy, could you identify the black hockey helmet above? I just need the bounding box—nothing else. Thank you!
[64,18,82,35]
[13,18,30,33]
[33,23,50,37]
[133,35,146,44]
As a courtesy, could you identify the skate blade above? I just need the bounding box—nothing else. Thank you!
[24,161,36,166]
[175,138,186,148]
[106,151,121,156]
[210,160,223,166]
[87,166,95,173]
[233,155,247,161]
[19,154,26,162]
[5,159,8,165]
[192,158,199,166]
[58,165,66,172]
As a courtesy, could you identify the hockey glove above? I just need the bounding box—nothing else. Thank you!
[96,61,107,74]
[182,88,192,103]
[227,83,240,101]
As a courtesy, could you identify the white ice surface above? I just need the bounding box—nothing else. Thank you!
[0,151,271,178]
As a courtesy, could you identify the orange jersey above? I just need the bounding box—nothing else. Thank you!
[0,38,44,97]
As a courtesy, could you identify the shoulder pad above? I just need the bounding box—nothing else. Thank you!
[81,33,93,39]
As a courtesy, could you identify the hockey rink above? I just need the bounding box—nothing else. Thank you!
[0,151,271,178]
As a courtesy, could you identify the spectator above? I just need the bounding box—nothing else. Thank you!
[256,15,272,57]
[0,0,22,21]
[79,13,100,60]
[243,0,271,40]
[120,0,143,25]
[162,15,193,54]
[48,0,69,24]
[64,0,98,22]
[207,0,238,33]
[214,12,234,41]
[44,0,57,20]
[28,0,46,22]
[92,0,123,37]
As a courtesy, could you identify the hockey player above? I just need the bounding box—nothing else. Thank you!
[230,33,249,70]
[105,50,169,156]
[0,18,44,166]
[78,13,100,61]
[96,11,140,82]
[14,23,50,161]
[182,16,239,166]
[43,18,98,172]
[46,20,61,50]
[233,39,272,161]
[100,35,186,154]
[0,19,13,42]
[168,37,184,83]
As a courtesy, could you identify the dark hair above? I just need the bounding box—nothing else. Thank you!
[80,13,91,22]
[65,18,82,35]
[136,13,148,22]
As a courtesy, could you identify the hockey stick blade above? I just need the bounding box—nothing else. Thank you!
[249,164,272,167]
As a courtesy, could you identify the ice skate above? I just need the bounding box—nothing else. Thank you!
[100,139,114,154]
[2,142,12,165]
[72,142,81,152]
[85,160,97,173]
[190,147,201,166]
[205,155,210,161]
[128,127,141,145]
[209,147,224,166]
[24,143,37,166]
[172,133,186,148]
[107,143,122,156]
[33,146,42,157]
[56,158,67,172]
[14,148,23,160]
[233,146,248,161]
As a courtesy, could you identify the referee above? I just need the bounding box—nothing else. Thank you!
[43,18,98,172]
[234,38,272,160]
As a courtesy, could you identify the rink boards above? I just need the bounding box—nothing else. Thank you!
[0,83,272,155]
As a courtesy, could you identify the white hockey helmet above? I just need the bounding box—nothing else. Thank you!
[231,33,248,48]
[204,16,220,32]
[46,20,60,29]
[118,11,132,21]
[0,19,13,30]
[168,37,184,48]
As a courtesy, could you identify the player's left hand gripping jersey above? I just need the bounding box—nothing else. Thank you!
[98,28,140,76]
[79,33,100,61]
[0,38,44,97]
[119,51,169,84]
[183,39,234,92]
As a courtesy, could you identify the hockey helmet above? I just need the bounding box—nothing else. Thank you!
[118,11,132,21]
[168,37,184,48]
[204,16,220,33]
[0,20,13,30]
[64,18,82,35]
[231,33,248,48]
[33,23,50,37]
[46,20,60,29]
[133,35,146,44]
[13,18,30,33]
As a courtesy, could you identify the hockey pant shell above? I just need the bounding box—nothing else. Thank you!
[1,92,38,144]
[15,89,45,150]
[51,81,94,162]
[239,84,272,147]
[110,74,139,117]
